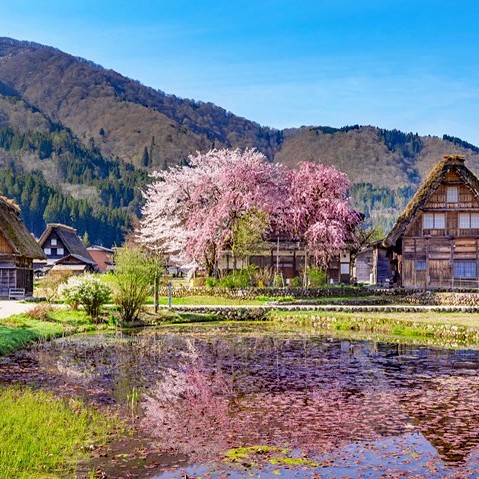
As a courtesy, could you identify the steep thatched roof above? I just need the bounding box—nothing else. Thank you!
[38,224,95,264]
[384,155,479,247]
[0,196,45,259]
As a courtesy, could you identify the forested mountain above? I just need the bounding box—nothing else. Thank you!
[0,89,146,245]
[1,36,479,244]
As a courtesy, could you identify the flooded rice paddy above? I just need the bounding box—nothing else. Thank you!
[2,322,479,478]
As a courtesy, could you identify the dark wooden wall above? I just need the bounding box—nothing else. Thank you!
[402,170,479,288]
[355,251,373,283]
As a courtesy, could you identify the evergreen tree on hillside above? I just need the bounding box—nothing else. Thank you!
[141,146,150,167]
[0,168,132,247]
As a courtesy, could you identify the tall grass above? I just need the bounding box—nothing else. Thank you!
[0,387,118,479]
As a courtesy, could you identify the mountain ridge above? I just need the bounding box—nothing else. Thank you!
[0,36,478,242]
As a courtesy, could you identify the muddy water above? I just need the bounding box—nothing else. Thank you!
[2,323,479,478]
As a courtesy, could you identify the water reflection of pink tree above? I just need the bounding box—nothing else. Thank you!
[143,363,235,458]
[143,363,410,461]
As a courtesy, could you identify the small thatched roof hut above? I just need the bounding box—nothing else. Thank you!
[0,196,45,259]
[38,223,96,271]
[0,196,44,297]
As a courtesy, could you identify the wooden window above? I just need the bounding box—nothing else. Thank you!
[447,187,458,203]
[416,260,426,271]
[454,260,477,279]
[423,213,445,229]
[44,248,51,255]
[459,213,479,228]
[57,248,64,256]
[51,238,57,246]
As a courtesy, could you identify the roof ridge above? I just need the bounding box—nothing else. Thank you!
[0,196,21,215]
[46,223,77,232]
[384,156,479,247]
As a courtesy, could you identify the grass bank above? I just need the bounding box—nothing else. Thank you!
[0,308,97,356]
[268,309,479,346]
[0,306,225,356]
[150,294,396,306]
[0,387,119,479]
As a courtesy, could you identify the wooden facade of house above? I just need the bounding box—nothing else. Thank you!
[384,155,479,289]
[218,240,352,284]
[354,242,392,286]
[0,196,45,297]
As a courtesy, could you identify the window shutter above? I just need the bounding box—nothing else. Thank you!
[423,213,434,229]
[447,187,458,203]
[459,213,470,229]
[434,214,445,229]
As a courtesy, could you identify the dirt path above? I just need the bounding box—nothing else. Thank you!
[0,301,36,319]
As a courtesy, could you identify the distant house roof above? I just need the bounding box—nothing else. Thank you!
[0,196,45,259]
[55,253,97,266]
[38,224,95,264]
[384,155,479,247]
[87,245,114,253]
[51,264,88,272]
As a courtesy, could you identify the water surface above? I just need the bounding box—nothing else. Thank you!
[1,323,479,478]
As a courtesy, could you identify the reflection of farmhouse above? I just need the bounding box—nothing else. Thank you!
[37,224,96,273]
[352,342,479,465]
[0,196,45,297]
[357,155,479,289]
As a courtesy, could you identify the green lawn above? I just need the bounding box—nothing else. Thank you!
[143,293,409,307]
[148,295,271,306]
[0,387,118,479]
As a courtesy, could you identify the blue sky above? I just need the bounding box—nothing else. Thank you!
[2,1,479,144]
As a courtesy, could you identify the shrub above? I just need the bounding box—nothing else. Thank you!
[191,277,206,287]
[39,270,74,302]
[219,266,256,288]
[289,276,303,288]
[308,267,327,288]
[59,274,111,321]
[253,268,274,287]
[26,302,54,321]
[205,277,218,288]
[112,245,157,322]
[273,273,284,287]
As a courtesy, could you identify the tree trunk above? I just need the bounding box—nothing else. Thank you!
[303,248,308,287]
[154,269,159,314]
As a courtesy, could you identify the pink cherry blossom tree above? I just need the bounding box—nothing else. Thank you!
[282,161,360,277]
[140,149,359,278]
[139,148,286,276]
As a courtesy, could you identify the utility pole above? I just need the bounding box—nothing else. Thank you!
[168,281,173,309]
